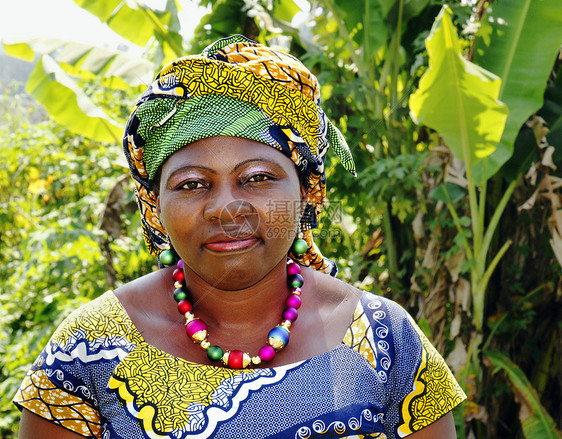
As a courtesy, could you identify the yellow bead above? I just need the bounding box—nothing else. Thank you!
[200,341,211,350]
[242,353,252,368]
[174,281,183,289]
[192,330,207,343]
[268,337,285,351]
[281,320,292,330]
[184,312,195,324]
[222,351,230,366]
[251,356,262,365]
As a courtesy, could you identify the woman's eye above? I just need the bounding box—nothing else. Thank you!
[247,174,270,183]
[181,181,204,190]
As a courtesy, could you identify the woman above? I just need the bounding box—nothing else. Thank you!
[15,35,465,438]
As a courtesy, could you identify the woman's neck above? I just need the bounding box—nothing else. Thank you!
[180,256,292,333]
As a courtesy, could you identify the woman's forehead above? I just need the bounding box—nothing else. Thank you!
[162,136,295,171]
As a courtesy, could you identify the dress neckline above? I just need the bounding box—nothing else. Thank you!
[107,289,366,371]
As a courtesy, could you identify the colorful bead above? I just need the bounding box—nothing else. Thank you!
[282,307,298,322]
[268,326,290,351]
[184,312,195,323]
[292,238,308,255]
[173,287,187,302]
[159,249,174,266]
[258,345,276,362]
[288,273,304,288]
[226,350,244,369]
[286,294,301,309]
[185,319,207,341]
[171,257,302,369]
[287,262,301,275]
[173,268,185,282]
[207,345,223,362]
[177,299,192,314]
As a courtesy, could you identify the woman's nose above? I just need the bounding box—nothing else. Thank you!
[203,184,255,223]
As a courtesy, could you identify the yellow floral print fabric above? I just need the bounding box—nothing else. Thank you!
[123,35,356,276]
[14,290,465,438]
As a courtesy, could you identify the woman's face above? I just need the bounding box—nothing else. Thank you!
[157,136,305,290]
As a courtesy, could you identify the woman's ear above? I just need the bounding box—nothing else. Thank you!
[156,194,162,218]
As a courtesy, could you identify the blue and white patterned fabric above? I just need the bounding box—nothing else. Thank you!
[14,290,465,438]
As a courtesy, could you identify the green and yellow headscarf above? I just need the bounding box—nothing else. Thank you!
[123,35,355,276]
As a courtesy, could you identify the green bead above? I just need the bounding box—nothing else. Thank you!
[159,249,174,266]
[292,238,308,255]
[173,288,187,302]
[207,345,223,362]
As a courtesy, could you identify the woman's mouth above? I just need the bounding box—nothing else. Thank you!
[203,238,260,253]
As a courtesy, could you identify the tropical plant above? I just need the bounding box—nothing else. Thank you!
[1,0,561,437]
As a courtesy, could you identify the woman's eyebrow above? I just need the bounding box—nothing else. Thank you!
[232,158,284,173]
[167,165,217,182]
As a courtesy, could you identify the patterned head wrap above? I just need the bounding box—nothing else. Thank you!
[123,35,355,276]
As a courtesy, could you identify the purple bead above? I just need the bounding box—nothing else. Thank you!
[282,307,299,322]
[288,273,304,288]
[286,294,302,309]
[177,259,184,269]
[258,345,276,362]
[185,319,207,338]
[287,262,301,275]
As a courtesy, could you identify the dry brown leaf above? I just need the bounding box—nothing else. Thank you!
[541,146,557,170]
[422,239,438,269]
[457,277,472,313]
[445,249,465,282]
[526,115,549,146]
[449,312,462,339]
[445,156,469,188]
[549,226,562,267]
[412,210,425,242]
[446,337,467,374]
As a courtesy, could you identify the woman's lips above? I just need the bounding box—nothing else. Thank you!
[203,238,259,252]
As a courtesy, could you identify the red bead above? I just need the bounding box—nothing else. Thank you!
[228,350,244,369]
[173,268,185,282]
[177,299,192,315]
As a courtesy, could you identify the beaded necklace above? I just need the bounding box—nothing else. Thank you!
[168,257,304,369]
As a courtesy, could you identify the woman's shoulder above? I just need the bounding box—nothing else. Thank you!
[50,291,131,344]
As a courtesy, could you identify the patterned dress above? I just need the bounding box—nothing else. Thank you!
[14,290,465,438]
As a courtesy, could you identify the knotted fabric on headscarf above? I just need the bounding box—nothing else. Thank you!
[123,35,355,276]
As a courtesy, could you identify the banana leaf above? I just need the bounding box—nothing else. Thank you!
[409,6,509,185]
[26,54,123,143]
[72,0,181,48]
[484,351,562,439]
[3,38,154,89]
[472,0,562,182]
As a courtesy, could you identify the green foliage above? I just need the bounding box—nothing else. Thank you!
[410,6,509,181]
[1,0,561,437]
[0,82,154,437]
[485,351,562,439]
[473,0,562,182]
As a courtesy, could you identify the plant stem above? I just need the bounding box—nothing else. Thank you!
[382,203,398,277]
[478,177,518,269]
